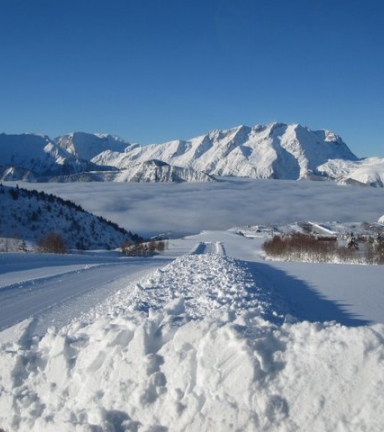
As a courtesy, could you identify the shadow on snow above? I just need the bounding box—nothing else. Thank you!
[246,261,370,327]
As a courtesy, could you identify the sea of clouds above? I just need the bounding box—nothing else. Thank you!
[12,178,384,237]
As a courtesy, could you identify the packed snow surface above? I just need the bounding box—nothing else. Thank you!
[1,229,384,431]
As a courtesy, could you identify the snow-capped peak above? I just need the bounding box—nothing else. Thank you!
[1,124,382,186]
[55,132,129,161]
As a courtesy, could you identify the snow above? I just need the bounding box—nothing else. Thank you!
[2,122,370,184]
[56,132,128,161]
[1,181,384,431]
[90,122,358,182]
[0,185,136,250]
[0,133,86,180]
[113,160,214,183]
[319,157,384,187]
[341,157,384,187]
[0,252,173,335]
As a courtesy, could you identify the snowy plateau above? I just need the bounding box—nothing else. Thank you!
[1,178,384,432]
[1,122,384,186]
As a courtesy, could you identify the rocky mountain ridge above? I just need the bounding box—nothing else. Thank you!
[0,123,382,186]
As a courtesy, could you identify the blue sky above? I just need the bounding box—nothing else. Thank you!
[1,0,383,157]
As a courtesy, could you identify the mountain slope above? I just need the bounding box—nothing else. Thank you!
[112,159,215,182]
[0,133,96,181]
[93,123,359,181]
[319,157,384,187]
[55,132,129,161]
[0,185,141,251]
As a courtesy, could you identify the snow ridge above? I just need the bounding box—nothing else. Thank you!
[95,252,282,323]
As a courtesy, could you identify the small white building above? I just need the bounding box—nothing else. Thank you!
[379,215,384,224]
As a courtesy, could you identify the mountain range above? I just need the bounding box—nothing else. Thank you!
[1,123,383,186]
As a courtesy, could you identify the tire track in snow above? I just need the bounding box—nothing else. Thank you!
[189,241,226,256]
[0,260,166,334]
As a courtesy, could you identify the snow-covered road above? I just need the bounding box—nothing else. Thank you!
[189,241,226,256]
[2,229,384,340]
[0,253,174,335]
[0,239,228,335]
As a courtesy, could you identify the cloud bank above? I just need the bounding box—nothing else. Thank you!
[13,179,384,237]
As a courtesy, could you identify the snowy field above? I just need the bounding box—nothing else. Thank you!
[1,179,384,431]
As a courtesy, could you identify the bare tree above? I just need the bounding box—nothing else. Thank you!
[37,232,67,254]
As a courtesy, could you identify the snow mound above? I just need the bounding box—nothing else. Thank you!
[1,253,384,431]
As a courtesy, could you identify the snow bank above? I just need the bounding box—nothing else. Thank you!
[2,314,383,431]
[1,254,384,431]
